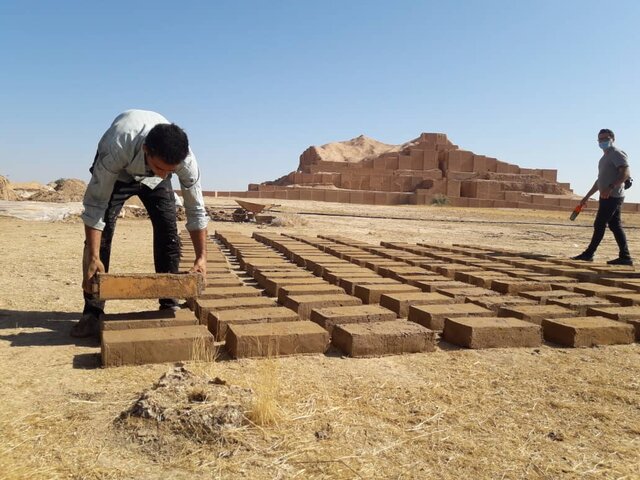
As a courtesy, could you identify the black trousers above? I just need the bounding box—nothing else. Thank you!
[83,176,181,315]
[584,197,631,258]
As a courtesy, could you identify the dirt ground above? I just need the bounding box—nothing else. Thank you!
[1,198,639,479]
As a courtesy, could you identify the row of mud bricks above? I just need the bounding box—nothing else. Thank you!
[102,230,640,366]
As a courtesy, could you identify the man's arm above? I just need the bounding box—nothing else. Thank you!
[188,228,208,277]
[175,148,210,277]
[81,149,127,291]
[610,166,630,189]
[82,225,105,293]
[581,179,599,205]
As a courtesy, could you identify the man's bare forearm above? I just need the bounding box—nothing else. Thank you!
[582,180,599,203]
[189,228,208,260]
[84,225,102,258]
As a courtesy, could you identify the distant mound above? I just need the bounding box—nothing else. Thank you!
[298,135,401,170]
[0,175,18,201]
[30,178,87,203]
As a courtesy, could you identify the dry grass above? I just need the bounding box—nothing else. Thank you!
[1,205,639,479]
[247,358,280,427]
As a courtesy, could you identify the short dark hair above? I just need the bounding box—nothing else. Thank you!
[599,128,615,140]
[144,123,189,165]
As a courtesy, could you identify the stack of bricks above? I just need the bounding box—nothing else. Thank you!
[205,131,640,212]
[100,232,218,367]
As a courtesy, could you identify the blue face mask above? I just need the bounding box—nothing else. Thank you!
[599,140,612,150]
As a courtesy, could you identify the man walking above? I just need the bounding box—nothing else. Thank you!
[572,128,632,265]
[72,109,209,338]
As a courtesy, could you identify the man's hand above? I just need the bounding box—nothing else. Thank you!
[82,250,105,293]
[190,257,207,278]
[600,186,612,199]
[82,226,105,293]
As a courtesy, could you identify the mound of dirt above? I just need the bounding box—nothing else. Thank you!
[118,366,253,445]
[0,175,18,201]
[29,178,87,203]
[299,135,401,170]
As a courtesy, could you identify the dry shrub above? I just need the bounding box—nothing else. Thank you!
[0,175,18,201]
[248,358,280,426]
[271,213,308,227]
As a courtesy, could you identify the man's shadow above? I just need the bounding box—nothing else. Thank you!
[0,309,98,348]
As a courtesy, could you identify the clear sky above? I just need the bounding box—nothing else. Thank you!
[1,1,639,201]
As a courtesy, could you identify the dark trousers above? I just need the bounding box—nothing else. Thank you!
[584,197,631,258]
[83,176,181,315]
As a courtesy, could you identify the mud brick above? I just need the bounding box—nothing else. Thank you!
[573,283,633,298]
[263,277,327,297]
[542,317,635,347]
[199,286,262,300]
[436,287,499,302]
[332,321,436,357]
[413,280,470,292]
[209,306,299,340]
[101,309,198,331]
[324,270,377,284]
[547,296,616,315]
[598,277,640,288]
[465,295,536,314]
[380,292,453,317]
[490,279,551,294]
[226,321,329,358]
[310,305,397,333]
[339,277,398,295]
[519,290,585,304]
[435,264,483,278]
[354,283,422,304]
[455,271,510,288]
[443,317,542,349]
[408,303,493,331]
[283,294,362,319]
[547,267,598,281]
[102,325,213,367]
[364,260,408,273]
[526,275,578,285]
[586,306,640,340]
[410,149,425,170]
[205,278,244,288]
[244,262,294,276]
[196,297,277,323]
[605,293,640,306]
[93,273,204,300]
[401,274,449,286]
[254,270,313,284]
[377,266,430,280]
[498,304,576,325]
[277,284,345,303]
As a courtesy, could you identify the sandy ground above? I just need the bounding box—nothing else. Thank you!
[0,199,639,479]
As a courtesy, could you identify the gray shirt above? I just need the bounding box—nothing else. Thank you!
[598,145,629,198]
[82,110,209,232]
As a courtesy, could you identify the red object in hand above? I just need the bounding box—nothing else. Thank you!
[570,204,583,221]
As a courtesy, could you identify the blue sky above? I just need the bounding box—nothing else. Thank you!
[1,1,639,201]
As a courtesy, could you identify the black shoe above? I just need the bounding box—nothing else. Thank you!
[607,257,634,266]
[571,253,594,262]
[70,312,101,338]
